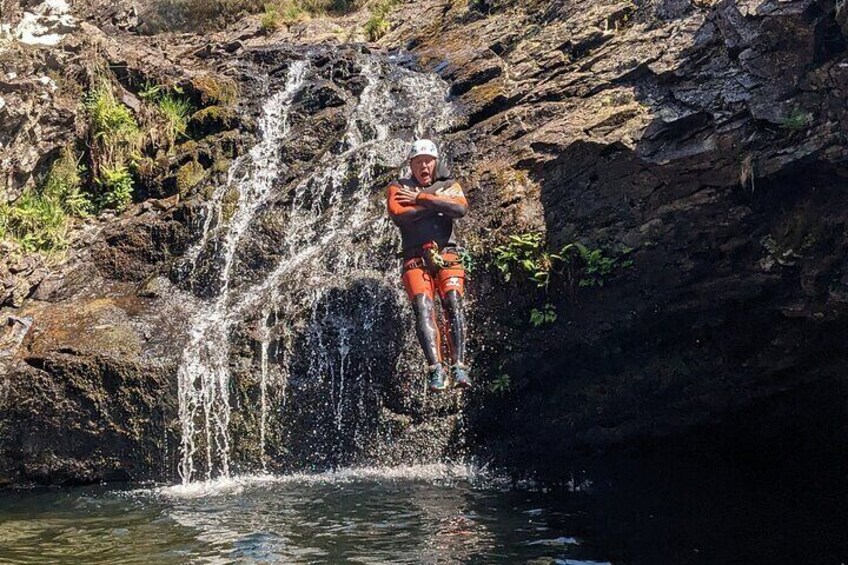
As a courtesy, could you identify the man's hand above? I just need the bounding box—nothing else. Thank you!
[395,188,419,206]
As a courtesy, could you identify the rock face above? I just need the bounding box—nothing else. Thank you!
[381,0,848,478]
[2,0,848,485]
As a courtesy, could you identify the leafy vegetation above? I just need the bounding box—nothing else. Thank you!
[85,81,143,211]
[493,232,573,290]
[488,373,511,394]
[95,164,135,211]
[457,247,476,275]
[364,0,399,41]
[529,303,557,327]
[42,148,92,217]
[140,0,265,32]
[139,82,194,149]
[0,149,90,253]
[2,75,183,253]
[3,62,240,255]
[158,93,193,147]
[137,0,363,32]
[492,232,633,327]
[261,1,306,29]
[575,242,632,288]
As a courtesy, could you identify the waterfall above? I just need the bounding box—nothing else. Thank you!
[177,61,309,483]
[176,52,458,484]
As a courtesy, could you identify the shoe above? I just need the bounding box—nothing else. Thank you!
[428,364,448,392]
[451,364,472,389]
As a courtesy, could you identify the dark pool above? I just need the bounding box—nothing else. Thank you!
[0,459,845,564]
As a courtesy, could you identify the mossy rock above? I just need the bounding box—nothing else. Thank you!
[189,105,239,136]
[216,130,245,159]
[176,160,206,196]
[174,139,200,157]
[221,185,241,223]
[211,156,232,175]
[190,74,239,107]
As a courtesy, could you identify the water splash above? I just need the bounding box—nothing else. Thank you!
[154,463,480,500]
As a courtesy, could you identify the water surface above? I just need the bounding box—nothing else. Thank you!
[0,465,605,565]
[1,459,845,565]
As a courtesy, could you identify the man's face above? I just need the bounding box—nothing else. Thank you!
[410,155,437,187]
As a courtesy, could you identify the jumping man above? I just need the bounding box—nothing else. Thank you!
[387,139,471,392]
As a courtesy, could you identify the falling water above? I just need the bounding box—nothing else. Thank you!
[177,62,309,483]
[176,52,457,483]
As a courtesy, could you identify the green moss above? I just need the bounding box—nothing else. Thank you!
[212,157,233,174]
[220,185,241,222]
[192,74,239,107]
[176,161,207,196]
[190,105,238,130]
[175,139,200,156]
[467,81,506,106]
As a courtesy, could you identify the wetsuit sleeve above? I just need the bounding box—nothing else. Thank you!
[415,182,468,219]
[387,182,429,225]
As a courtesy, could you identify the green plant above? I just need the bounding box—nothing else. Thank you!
[0,191,69,253]
[364,0,398,41]
[0,148,93,253]
[780,106,812,131]
[138,81,163,101]
[529,303,557,327]
[575,243,632,287]
[42,148,92,217]
[86,82,142,169]
[157,92,193,148]
[457,247,476,275]
[261,4,283,29]
[493,232,573,290]
[97,164,134,211]
[86,81,142,210]
[488,373,511,394]
[136,81,195,148]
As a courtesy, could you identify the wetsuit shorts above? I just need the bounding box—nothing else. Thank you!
[402,251,466,301]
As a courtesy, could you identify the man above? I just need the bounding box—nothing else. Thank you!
[386,139,471,392]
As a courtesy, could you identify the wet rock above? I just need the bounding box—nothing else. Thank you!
[0,244,48,307]
[378,0,848,478]
[3,0,848,486]
[91,207,193,282]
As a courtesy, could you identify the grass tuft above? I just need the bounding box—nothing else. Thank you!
[85,81,142,210]
[780,106,813,131]
[0,148,91,253]
[364,0,398,41]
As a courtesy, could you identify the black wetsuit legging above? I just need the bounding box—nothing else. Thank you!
[411,290,465,368]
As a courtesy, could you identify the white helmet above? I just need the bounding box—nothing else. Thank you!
[408,139,439,161]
